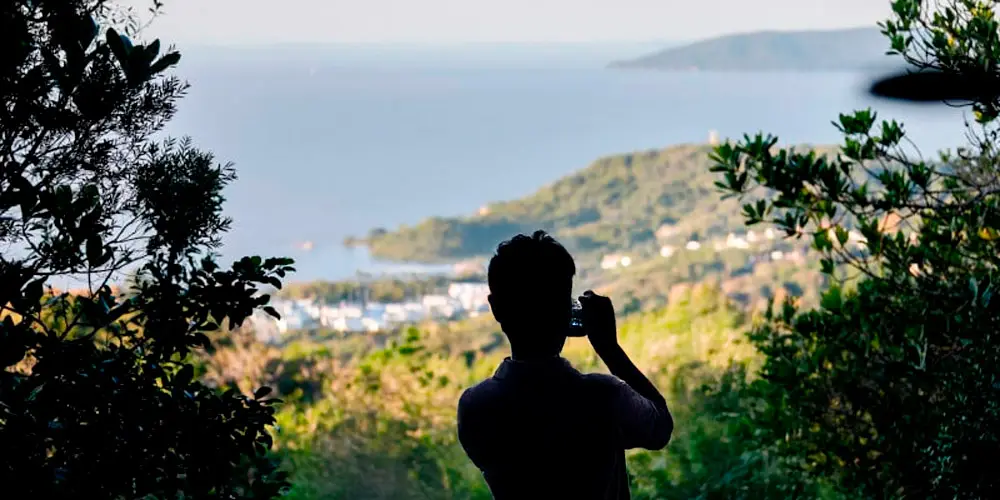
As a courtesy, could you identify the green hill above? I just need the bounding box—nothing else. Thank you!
[609,27,893,72]
[360,143,838,266]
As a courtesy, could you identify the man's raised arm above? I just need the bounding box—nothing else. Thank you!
[580,291,673,450]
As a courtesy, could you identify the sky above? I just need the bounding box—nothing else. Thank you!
[124,0,894,46]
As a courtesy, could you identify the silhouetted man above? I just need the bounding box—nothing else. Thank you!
[457,231,673,499]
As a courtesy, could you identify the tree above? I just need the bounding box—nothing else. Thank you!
[0,1,294,498]
[708,1,1000,498]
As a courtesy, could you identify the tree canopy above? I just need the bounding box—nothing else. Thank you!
[708,0,1000,497]
[1,1,293,497]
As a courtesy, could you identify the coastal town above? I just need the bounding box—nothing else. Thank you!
[248,222,875,341]
[248,281,492,343]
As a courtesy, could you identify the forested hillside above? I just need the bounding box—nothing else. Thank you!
[361,143,839,265]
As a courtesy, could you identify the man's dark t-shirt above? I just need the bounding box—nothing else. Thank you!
[457,357,672,499]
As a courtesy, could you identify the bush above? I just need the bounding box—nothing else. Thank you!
[0,1,294,497]
[707,1,1000,497]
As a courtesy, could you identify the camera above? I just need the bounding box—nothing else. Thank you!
[568,297,586,337]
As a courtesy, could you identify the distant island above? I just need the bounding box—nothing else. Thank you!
[608,27,895,72]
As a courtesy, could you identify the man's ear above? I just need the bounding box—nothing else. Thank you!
[487,294,502,323]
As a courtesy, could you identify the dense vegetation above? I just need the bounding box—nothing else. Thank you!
[0,1,291,497]
[201,284,764,500]
[608,27,890,72]
[699,1,1000,497]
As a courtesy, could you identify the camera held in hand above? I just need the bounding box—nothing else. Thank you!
[568,297,586,337]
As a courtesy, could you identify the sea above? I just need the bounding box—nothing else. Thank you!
[162,44,969,283]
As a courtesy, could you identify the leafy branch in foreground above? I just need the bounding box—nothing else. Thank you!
[706,1,1000,498]
[1,1,294,498]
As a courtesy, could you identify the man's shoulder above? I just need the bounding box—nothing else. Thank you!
[580,372,627,390]
[458,377,502,412]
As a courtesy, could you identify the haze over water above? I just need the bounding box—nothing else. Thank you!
[165,47,966,282]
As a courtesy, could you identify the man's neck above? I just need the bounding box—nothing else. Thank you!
[509,344,562,362]
[510,352,560,362]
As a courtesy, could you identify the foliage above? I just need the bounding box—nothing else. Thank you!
[273,328,491,500]
[209,283,762,499]
[0,1,293,497]
[707,1,1000,497]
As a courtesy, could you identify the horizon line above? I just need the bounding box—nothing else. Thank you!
[169,24,879,51]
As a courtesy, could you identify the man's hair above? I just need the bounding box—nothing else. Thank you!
[487,230,575,299]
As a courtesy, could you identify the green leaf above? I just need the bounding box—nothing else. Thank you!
[835,226,849,246]
[106,28,128,65]
[149,52,181,75]
[820,286,842,312]
[27,382,45,401]
[146,39,161,61]
[54,184,73,211]
[192,333,211,349]
[86,235,103,267]
[175,364,194,386]
[23,278,46,306]
[262,306,280,320]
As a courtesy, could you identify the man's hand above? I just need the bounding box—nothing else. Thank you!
[579,290,618,353]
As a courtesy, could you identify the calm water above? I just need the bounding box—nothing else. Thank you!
[165,49,967,282]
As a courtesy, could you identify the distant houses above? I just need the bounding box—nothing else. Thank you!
[726,233,749,249]
[655,224,678,241]
[600,254,632,270]
[598,224,822,277]
[248,280,492,341]
[448,282,491,316]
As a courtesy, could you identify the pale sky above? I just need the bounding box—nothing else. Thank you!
[125,0,893,45]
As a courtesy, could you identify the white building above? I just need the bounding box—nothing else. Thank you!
[275,309,312,333]
[361,317,384,332]
[655,224,678,241]
[249,310,282,344]
[331,317,365,333]
[422,295,462,319]
[599,254,631,269]
[600,254,622,270]
[726,233,750,249]
[448,282,490,311]
[422,295,451,308]
[708,130,720,145]
[337,302,364,318]
[364,302,387,319]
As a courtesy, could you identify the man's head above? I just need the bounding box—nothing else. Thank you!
[487,230,576,357]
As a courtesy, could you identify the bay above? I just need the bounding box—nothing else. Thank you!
[164,48,966,281]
